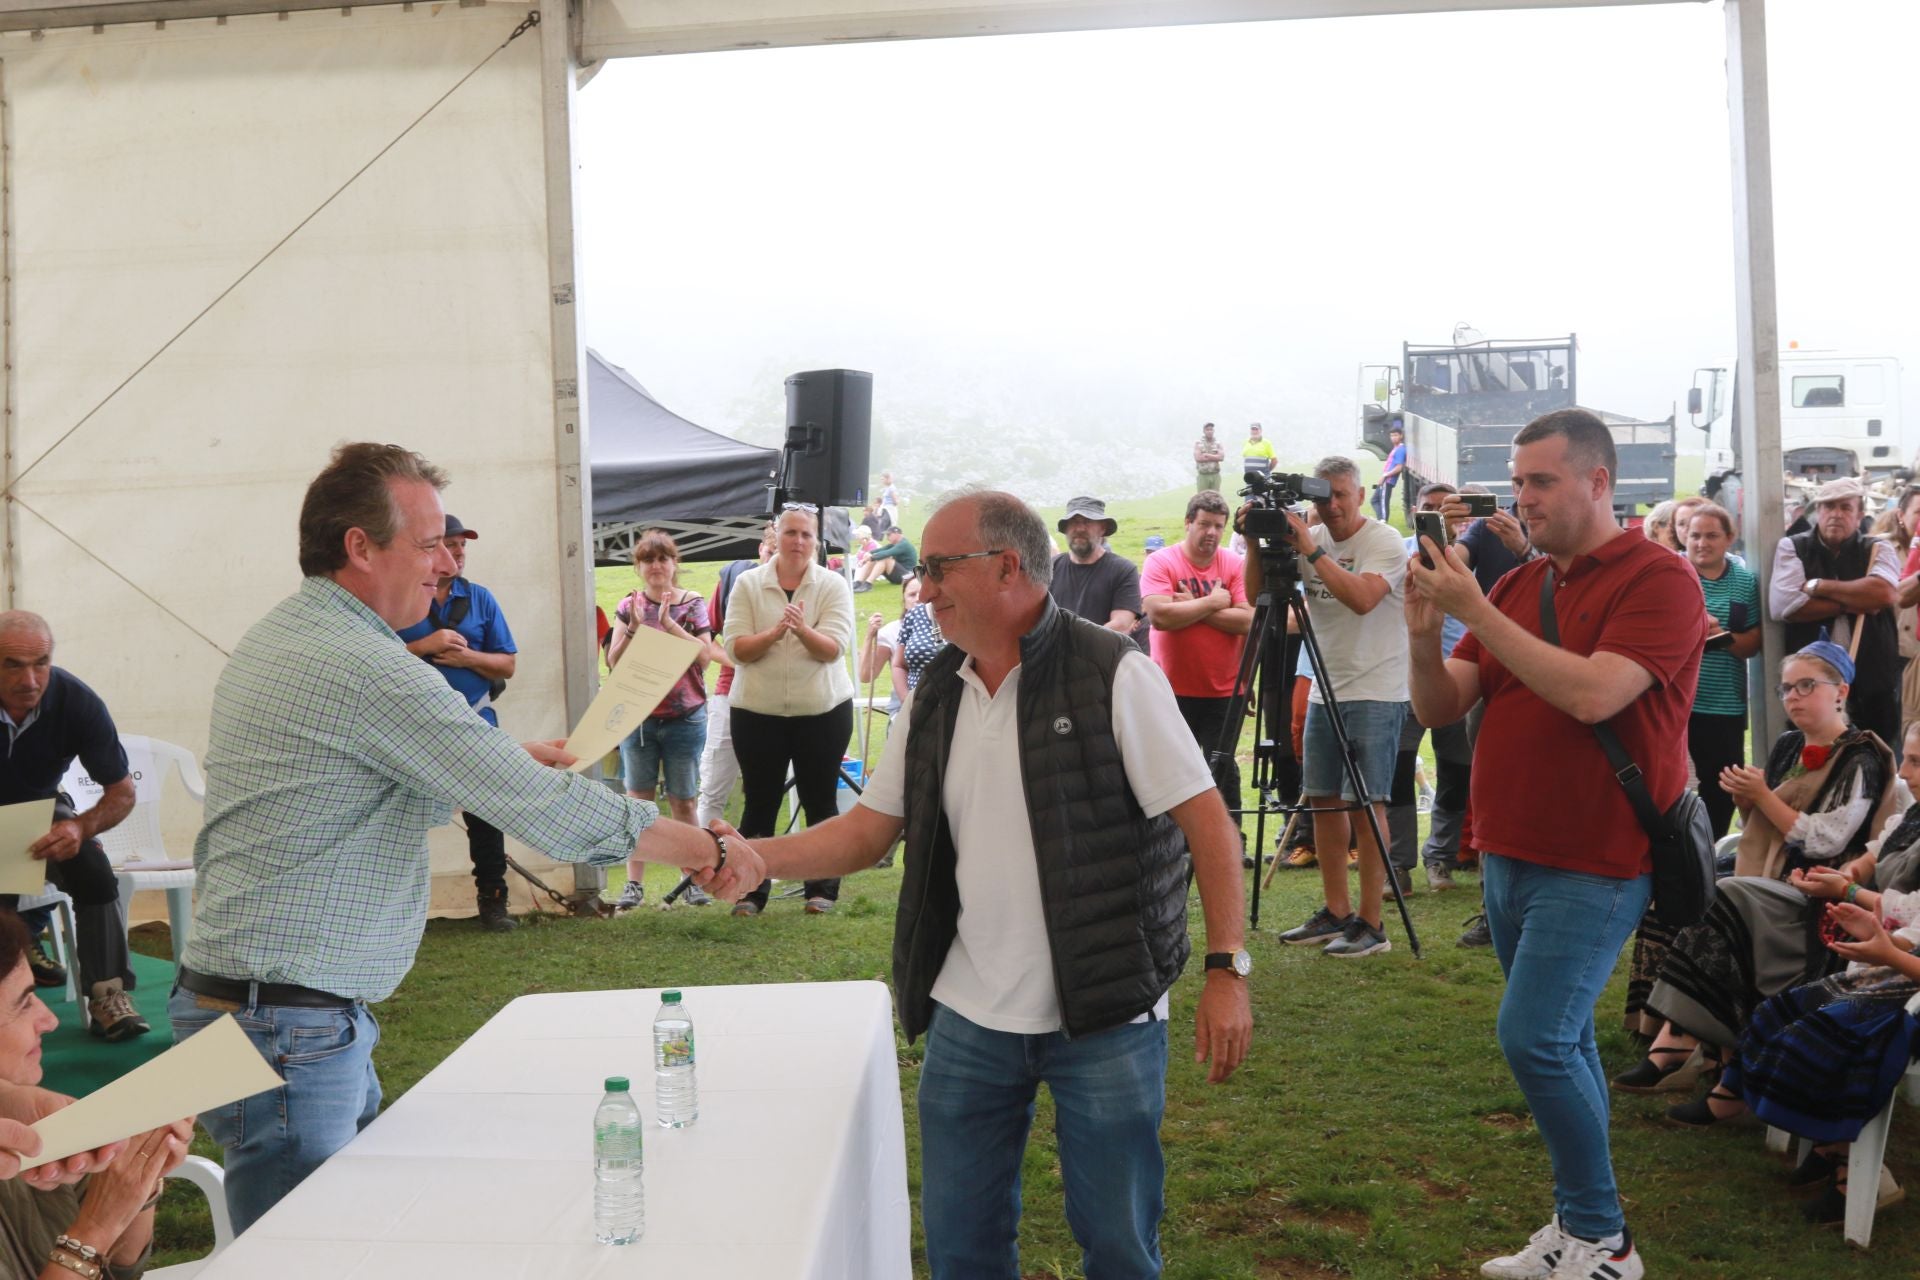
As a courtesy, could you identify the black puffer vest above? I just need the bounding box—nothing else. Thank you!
[893,599,1191,1042]
[1786,528,1898,695]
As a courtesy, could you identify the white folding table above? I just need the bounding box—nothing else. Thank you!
[195,980,912,1278]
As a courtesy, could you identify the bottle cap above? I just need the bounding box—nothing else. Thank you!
[662,990,682,1004]
[604,1076,629,1092]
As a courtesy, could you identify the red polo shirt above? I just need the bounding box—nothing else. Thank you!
[1451,528,1706,879]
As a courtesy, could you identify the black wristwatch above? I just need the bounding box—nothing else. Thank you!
[1204,949,1252,978]
[1305,548,1327,565]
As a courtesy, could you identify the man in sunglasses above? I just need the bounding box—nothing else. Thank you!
[709,488,1252,1279]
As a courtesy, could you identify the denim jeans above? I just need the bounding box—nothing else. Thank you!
[618,704,708,800]
[918,1003,1167,1280]
[168,986,382,1236]
[1481,854,1651,1240]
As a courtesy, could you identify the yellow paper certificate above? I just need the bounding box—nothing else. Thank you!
[0,799,56,896]
[24,1014,285,1170]
[563,626,702,772]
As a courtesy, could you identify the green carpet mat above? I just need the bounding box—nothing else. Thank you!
[40,950,176,1098]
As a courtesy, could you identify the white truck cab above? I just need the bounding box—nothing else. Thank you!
[1693,351,1905,482]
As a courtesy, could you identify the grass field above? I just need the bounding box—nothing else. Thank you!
[144,458,1919,1277]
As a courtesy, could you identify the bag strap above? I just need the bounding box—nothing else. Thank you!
[1538,573,1669,836]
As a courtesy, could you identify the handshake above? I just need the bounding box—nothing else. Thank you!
[680,820,767,903]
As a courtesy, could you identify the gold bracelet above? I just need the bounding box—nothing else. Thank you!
[47,1247,102,1280]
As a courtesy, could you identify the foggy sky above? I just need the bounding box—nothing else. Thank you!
[576,1,1919,501]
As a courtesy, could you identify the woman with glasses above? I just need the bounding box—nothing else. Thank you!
[721,504,856,916]
[1613,638,1901,1120]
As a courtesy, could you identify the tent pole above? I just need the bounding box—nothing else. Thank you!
[0,63,14,610]
[1725,0,1785,750]
[538,0,606,904]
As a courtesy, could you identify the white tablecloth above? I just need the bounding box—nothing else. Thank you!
[196,981,913,1279]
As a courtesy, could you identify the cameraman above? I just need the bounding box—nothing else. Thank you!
[1246,457,1409,959]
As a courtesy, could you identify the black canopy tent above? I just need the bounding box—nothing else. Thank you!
[587,349,852,564]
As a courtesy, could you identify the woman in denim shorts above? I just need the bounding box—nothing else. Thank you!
[607,529,725,909]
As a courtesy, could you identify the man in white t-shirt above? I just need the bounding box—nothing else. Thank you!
[713,488,1252,1279]
[1252,455,1410,958]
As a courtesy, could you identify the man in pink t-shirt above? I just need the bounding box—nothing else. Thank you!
[1142,490,1253,835]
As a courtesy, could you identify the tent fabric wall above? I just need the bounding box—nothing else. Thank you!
[0,2,581,917]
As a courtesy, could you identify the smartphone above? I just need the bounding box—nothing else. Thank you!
[1704,630,1735,651]
[1414,511,1447,569]
[1460,493,1499,518]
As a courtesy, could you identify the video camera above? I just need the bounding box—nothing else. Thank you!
[1238,468,1330,543]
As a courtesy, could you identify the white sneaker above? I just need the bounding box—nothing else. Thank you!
[1546,1229,1642,1280]
[1481,1219,1566,1280]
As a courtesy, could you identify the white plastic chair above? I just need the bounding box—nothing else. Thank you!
[60,736,203,965]
[1765,987,1920,1248]
[145,1155,233,1278]
[13,887,79,1010]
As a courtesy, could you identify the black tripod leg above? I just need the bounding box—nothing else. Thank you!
[1214,590,1283,930]
[1291,598,1423,958]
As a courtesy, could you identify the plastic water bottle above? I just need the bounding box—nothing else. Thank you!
[593,1077,644,1245]
[653,990,699,1128]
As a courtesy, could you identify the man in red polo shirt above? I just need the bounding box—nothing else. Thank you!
[1406,408,1704,1280]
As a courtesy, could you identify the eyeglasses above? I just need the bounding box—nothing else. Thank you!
[920,548,1005,583]
[780,502,819,513]
[1776,677,1842,700]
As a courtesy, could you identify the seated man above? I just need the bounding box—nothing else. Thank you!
[0,611,148,1041]
[853,526,917,593]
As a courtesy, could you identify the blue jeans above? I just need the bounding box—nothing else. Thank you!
[1482,854,1651,1240]
[917,1003,1167,1280]
[619,705,708,799]
[1301,698,1404,802]
[168,986,382,1236]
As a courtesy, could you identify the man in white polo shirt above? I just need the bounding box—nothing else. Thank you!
[714,487,1251,1280]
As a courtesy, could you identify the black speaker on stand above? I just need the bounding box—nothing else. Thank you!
[776,369,873,510]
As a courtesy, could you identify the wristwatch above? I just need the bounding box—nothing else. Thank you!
[1305,548,1328,565]
[1805,577,1821,598]
[1204,949,1252,978]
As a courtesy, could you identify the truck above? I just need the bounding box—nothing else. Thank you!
[1357,327,1676,521]
[1689,350,1906,494]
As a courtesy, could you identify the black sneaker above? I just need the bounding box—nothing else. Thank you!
[1323,917,1391,958]
[26,935,65,989]
[1458,914,1493,949]
[1279,906,1352,947]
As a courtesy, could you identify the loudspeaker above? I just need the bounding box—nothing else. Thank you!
[782,369,873,508]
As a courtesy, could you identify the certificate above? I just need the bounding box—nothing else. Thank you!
[0,799,56,895]
[563,626,701,772]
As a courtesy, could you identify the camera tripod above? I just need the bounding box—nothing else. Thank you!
[1216,533,1422,957]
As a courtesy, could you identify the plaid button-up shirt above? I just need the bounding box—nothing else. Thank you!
[183,576,651,1001]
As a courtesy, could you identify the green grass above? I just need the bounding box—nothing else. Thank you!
[142,468,1914,1277]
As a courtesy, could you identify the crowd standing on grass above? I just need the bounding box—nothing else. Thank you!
[17,422,1920,1276]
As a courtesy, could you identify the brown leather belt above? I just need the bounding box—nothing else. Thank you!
[177,967,355,1009]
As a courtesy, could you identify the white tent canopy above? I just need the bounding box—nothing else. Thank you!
[0,0,1783,914]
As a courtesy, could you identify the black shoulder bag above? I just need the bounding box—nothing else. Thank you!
[1539,574,1715,927]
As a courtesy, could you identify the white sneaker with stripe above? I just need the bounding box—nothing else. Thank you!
[1480,1219,1566,1280]
[1546,1229,1642,1280]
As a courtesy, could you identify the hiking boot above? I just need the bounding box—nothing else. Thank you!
[1386,867,1413,898]
[1426,863,1456,892]
[1281,844,1318,870]
[1323,917,1391,958]
[804,897,835,915]
[88,980,150,1042]
[1480,1217,1566,1279]
[1458,914,1493,949]
[611,879,646,912]
[682,883,714,907]
[27,934,65,989]
[476,889,518,933]
[1279,906,1352,947]
[1545,1228,1642,1280]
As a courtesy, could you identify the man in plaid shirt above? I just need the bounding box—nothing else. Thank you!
[169,443,763,1234]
